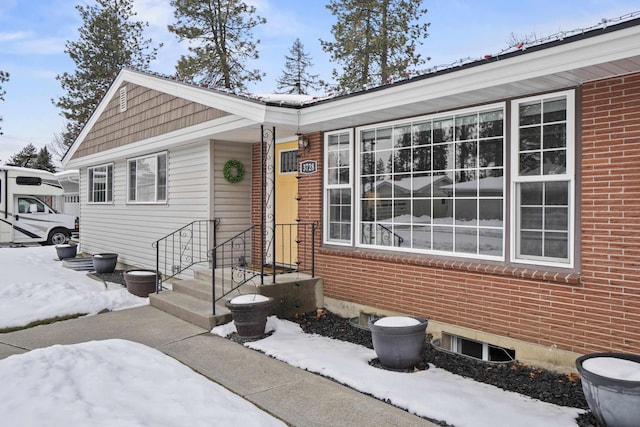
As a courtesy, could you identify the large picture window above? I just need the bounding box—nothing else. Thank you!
[323,90,576,268]
[88,164,113,203]
[357,105,505,258]
[127,152,167,203]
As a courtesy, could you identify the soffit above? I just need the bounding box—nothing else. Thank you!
[293,22,640,133]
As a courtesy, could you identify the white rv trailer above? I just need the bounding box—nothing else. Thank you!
[0,166,79,245]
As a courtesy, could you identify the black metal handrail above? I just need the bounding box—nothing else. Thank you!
[210,225,259,313]
[153,219,219,292]
[209,222,317,314]
[268,222,317,282]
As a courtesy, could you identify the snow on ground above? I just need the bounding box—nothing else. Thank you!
[0,245,146,329]
[0,339,285,427]
[213,318,584,427]
[0,245,584,427]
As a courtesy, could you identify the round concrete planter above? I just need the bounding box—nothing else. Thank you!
[55,244,77,260]
[92,253,118,274]
[124,269,157,297]
[369,316,429,370]
[576,352,640,427]
[225,294,274,339]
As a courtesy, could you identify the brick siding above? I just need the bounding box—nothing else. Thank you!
[252,72,640,355]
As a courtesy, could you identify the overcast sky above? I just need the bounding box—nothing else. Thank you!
[1,0,639,165]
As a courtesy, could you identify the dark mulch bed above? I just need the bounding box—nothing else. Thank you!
[285,309,600,427]
[92,270,126,286]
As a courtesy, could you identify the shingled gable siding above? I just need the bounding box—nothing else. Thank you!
[262,73,640,356]
[71,83,229,160]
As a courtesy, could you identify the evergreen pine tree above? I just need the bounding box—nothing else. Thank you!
[7,144,38,168]
[320,0,430,93]
[34,147,57,172]
[276,38,320,95]
[168,0,265,90]
[53,0,161,148]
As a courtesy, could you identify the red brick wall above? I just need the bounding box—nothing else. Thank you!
[252,73,640,355]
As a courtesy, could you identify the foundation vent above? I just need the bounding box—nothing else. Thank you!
[441,333,516,362]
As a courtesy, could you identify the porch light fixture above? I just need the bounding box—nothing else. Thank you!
[298,134,310,150]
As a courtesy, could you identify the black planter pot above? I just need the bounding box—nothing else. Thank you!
[225,294,274,339]
[92,253,118,274]
[369,316,429,370]
[576,352,640,427]
[124,269,157,297]
[55,244,78,260]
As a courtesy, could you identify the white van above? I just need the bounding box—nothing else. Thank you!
[0,166,79,245]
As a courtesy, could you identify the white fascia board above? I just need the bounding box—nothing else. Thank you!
[300,23,640,127]
[65,115,255,168]
[263,106,300,128]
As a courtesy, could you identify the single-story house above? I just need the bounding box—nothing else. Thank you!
[63,15,640,367]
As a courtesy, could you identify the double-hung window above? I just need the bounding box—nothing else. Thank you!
[88,164,113,203]
[511,90,575,267]
[127,152,167,203]
[324,130,353,245]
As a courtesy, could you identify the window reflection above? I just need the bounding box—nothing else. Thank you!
[358,107,504,258]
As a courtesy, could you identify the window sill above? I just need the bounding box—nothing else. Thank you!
[318,246,581,285]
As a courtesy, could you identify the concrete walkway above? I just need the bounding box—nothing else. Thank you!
[0,305,437,427]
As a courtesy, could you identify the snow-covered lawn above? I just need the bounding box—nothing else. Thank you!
[0,339,285,426]
[0,245,146,329]
[0,245,284,426]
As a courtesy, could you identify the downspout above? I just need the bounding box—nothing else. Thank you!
[271,126,276,284]
[260,125,265,285]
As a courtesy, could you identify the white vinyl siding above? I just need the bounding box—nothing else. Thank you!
[79,140,253,271]
[79,142,210,270]
[212,140,253,244]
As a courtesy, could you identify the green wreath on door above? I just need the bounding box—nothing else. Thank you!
[223,159,245,184]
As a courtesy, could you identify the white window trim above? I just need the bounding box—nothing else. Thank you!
[87,163,114,204]
[126,151,168,204]
[354,103,506,261]
[509,89,575,268]
[323,129,353,246]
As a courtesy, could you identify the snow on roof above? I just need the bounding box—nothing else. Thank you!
[54,170,79,182]
[0,165,56,175]
[253,94,319,104]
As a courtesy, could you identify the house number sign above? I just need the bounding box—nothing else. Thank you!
[300,160,318,175]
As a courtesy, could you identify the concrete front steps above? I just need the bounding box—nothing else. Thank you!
[149,268,259,330]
